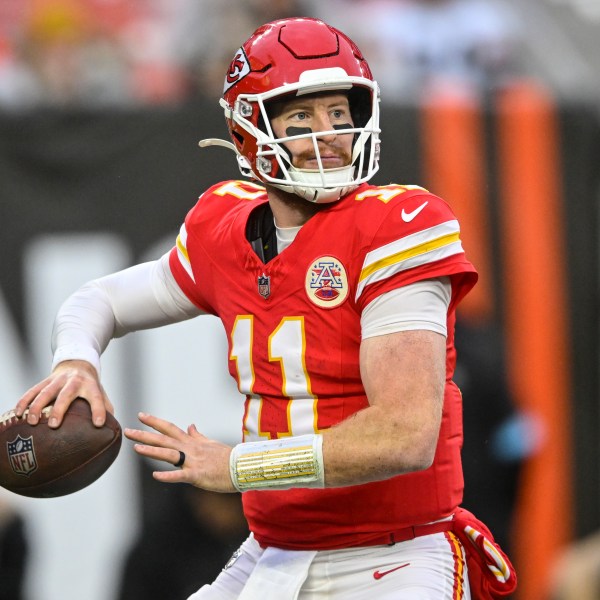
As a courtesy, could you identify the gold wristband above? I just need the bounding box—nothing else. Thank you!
[229,434,324,492]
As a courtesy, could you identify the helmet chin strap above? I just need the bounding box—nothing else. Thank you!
[280,165,357,203]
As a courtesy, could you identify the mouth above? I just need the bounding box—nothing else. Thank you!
[298,150,351,170]
[308,156,345,169]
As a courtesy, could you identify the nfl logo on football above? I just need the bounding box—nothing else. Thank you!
[257,273,271,299]
[7,435,38,476]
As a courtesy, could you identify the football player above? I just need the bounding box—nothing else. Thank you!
[17,18,516,599]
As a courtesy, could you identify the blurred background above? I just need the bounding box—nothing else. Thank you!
[0,0,599,599]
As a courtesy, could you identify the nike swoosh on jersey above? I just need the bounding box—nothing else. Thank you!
[373,563,410,580]
[401,201,428,222]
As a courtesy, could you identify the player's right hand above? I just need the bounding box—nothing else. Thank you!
[15,360,113,429]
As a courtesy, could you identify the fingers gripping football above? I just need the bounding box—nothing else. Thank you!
[125,413,236,493]
[16,360,113,429]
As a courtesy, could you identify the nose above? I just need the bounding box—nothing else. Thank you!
[313,110,337,141]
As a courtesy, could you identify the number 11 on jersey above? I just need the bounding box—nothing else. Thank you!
[230,315,320,441]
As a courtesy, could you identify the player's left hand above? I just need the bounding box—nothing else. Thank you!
[124,413,236,493]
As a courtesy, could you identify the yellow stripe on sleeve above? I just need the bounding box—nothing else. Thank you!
[356,220,463,300]
[175,224,195,283]
[176,235,189,262]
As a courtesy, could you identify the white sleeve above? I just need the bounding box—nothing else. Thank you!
[51,252,203,374]
[360,277,451,339]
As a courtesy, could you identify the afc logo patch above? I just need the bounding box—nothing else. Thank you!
[7,434,38,476]
[305,256,349,309]
[223,47,251,93]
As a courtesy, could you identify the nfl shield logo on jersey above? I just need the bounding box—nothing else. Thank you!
[257,273,271,299]
[7,435,38,476]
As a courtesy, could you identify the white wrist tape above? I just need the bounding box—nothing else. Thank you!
[229,434,325,492]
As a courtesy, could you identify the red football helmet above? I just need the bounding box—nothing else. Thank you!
[201,18,381,203]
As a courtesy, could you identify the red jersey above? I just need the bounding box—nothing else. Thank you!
[169,179,477,550]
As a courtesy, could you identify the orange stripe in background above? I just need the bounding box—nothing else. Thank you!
[495,80,573,600]
[421,87,494,322]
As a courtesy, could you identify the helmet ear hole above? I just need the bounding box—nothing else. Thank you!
[231,130,244,149]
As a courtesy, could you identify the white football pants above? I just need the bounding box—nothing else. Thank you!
[187,532,471,599]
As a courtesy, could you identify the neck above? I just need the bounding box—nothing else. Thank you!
[266,185,329,228]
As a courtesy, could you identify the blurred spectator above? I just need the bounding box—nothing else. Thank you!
[115,459,249,600]
[317,0,523,102]
[0,0,134,109]
[0,0,318,109]
[550,530,600,600]
[0,496,29,600]
[171,0,317,99]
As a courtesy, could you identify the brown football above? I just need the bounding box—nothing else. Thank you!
[0,398,122,498]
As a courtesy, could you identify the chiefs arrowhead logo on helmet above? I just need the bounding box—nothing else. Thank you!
[224,48,251,93]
